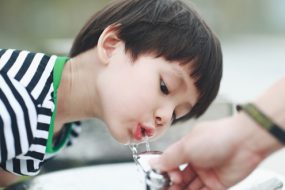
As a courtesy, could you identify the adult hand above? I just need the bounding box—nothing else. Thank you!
[150,114,268,190]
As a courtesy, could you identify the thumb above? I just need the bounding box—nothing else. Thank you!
[150,139,188,171]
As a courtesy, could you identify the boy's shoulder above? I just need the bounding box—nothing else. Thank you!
[0,48,57,62]
[0,49,56,176]
[0,48,59,103]
[0,49,58,72]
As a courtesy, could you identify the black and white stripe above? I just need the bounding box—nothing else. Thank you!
[0,49,81,176]
[0,74,37,157]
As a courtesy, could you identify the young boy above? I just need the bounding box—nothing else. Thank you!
[0,0,222,187]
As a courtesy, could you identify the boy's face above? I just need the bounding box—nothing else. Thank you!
[96,42,199,145]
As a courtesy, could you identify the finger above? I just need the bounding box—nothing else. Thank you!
[200,187,211,190]
[195,170,226,190]
[181,165,197,185]
[186,177,203,190]
[168,164,197,188]
[168,184,184,190]
[150,140,188,171]
[168,169,184,184]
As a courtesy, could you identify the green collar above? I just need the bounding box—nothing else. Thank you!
[46,56,72,154]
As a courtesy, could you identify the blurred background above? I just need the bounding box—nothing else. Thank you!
[0,0,284,101]
[1,0,285,185]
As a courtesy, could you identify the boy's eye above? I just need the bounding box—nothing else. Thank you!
[160,79,169,95]
[172,111,176,121]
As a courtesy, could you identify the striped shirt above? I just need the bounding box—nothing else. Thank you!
[0,49,81,176]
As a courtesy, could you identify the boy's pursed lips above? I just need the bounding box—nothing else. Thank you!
[133,123,154,141]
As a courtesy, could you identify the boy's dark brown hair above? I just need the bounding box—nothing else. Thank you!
[70,0,223,123]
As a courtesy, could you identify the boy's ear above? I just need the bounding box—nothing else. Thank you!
[97,25,121,65]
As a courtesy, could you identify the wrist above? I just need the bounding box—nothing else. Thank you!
[233,111,283,159]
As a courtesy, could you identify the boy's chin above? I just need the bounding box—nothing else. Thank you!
[111,134,131,145]
[117,137,140,146]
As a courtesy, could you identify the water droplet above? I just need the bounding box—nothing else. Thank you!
[144,136,151,152]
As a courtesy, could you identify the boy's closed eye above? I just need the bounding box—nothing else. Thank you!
[171,112,177,121]
[160,78,177,121]
[160,78,169,95]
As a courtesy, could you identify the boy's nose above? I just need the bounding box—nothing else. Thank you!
[155,105,174,128]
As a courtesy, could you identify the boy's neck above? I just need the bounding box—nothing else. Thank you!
[54,48,103,131]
